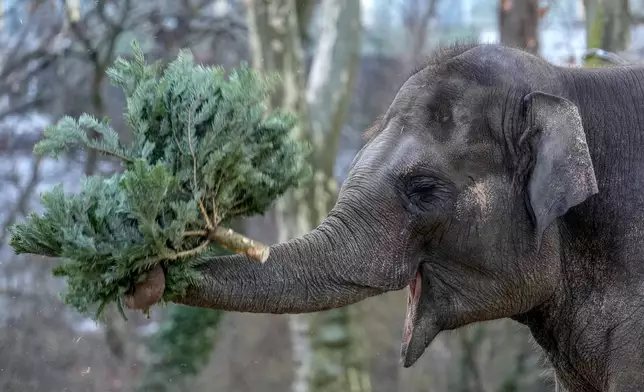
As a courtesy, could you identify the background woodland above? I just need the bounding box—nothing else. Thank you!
[0,0,641,391]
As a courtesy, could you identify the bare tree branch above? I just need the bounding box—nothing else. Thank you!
[0,97,47,119]
[0,2,66,121]
[0,155,43,244]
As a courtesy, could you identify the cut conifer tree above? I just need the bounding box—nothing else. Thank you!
[8,41,310,320]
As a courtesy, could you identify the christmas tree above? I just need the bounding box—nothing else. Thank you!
[8,41,310,319]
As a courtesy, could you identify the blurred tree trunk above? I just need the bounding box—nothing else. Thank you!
[66,0,81,22]
[499,0,540,55]
[245,1,368,391]
[583,0,630,66]
[401,0,439,65]
[456,326,485,392]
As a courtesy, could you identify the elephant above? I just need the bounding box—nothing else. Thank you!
[126,42,644,391]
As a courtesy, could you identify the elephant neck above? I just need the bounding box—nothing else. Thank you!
[519,288,644,391]
[515,219,644,391]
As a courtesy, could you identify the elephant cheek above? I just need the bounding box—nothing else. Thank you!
[454,178,497,223]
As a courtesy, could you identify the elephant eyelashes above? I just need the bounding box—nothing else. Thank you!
[429,111,451,125]
[408,176,436,193]
[404,175,445,212]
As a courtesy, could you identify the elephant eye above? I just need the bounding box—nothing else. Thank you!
[407,176,439,205]
[430,106,451,125]
[409,176,436,194]
[399,174,453,214]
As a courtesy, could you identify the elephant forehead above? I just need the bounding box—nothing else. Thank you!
[353,77,499,178]
[355,118,488,184]
[359,125,449,173]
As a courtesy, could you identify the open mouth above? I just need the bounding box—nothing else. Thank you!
[400,265,440,367]
[402,268,422,346]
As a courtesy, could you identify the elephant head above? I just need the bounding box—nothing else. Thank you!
[126,43,598,367]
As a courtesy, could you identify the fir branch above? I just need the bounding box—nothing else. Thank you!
[34,114,135,163]
[210,197,219,225]
[182,228,270,262]
[90,146,134,163]
[183,230,205,237]
[197,199,213,229]
[8,40,308,320]
[209,227,270,262]
[159,239,211,261]
[187,99,200,192]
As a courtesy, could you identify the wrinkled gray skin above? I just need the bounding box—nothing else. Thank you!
[128,43,644,391]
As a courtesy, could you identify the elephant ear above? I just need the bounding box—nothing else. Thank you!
[521,91,599,242]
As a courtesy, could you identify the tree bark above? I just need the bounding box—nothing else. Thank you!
[401,0,439,66]
[245,1,368,391]
[499,0,540,55]
[583,0,630,66]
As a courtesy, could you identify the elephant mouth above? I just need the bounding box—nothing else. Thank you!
[400,264,440,367]
[402,269,422,346]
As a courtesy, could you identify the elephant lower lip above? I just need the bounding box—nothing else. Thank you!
[400,266,441,367]
[402,269,422,345]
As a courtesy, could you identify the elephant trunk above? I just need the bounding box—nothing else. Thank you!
[175,213,385,314]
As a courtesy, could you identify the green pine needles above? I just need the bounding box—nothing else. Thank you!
[8,41,310,319]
